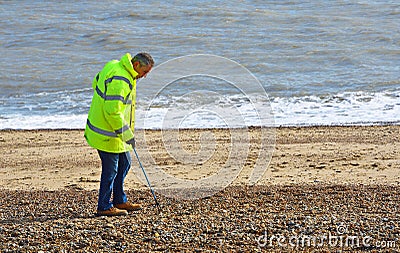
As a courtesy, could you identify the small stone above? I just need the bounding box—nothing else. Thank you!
[105,223,114,229]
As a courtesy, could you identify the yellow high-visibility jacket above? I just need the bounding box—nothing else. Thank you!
[84,53,137,153]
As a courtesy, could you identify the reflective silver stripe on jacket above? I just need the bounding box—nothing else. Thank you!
[95,75,134,104]
[104,76,133,89]
[115,124,130,134]
[95,86,132,104]
[87,119,130,138]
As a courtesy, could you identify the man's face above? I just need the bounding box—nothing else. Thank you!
[134,61,152,79]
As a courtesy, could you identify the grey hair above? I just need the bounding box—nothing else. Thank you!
[132,52,154,67]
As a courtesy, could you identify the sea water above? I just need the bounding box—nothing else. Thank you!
[0,1,399,129]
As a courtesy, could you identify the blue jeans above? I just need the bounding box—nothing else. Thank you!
[97,150,131,211]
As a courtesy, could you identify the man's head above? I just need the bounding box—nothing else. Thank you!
[132,52,154,79]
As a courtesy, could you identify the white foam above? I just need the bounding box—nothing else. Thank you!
[1,90,399,129]
[271,91,400,126]
[0,114,87,130]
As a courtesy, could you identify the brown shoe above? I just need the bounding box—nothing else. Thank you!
[114,202,142,211]
[96,207,128,217]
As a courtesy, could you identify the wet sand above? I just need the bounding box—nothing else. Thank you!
[0,126,399,190]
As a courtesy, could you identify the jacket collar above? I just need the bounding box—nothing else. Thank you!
[120,53,138,79]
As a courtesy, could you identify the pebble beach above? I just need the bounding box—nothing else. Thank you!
[0,185,399,252]
[0,126,399,252]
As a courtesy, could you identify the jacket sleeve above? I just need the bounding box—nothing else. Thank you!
[131,85,136,131]
[103,79,134,142]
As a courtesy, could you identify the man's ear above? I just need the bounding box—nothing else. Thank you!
[132,61,140,70]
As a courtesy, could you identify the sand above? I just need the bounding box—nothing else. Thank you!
[0,126,399,252]
[0,125,399,191]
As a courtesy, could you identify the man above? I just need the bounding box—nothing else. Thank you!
[85,52,154,216]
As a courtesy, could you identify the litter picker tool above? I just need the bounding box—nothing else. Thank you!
[133,147,160,209]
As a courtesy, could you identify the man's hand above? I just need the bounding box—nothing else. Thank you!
[126,138,135,149]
